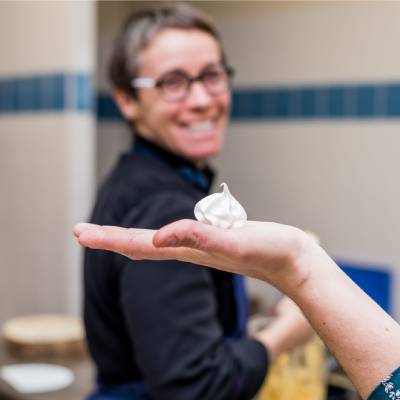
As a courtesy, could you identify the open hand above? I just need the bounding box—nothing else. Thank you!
[74,219,316,294]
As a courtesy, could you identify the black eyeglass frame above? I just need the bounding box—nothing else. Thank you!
[131,64,235,102]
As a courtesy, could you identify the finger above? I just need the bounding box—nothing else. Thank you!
[74,222,138,237]
[75,224,143,249]
[73,222,97,238]
[74,224,181,261]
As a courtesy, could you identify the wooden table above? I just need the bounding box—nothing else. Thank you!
[0,339,93,400]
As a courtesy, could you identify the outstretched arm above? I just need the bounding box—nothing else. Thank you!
[74,220,400,399]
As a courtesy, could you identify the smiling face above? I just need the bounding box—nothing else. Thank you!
[118,28,231,164]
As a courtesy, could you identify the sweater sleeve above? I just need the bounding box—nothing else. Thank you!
[118,191,269,400]
[368,366,400,400]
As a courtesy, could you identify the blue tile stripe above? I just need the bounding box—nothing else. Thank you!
[230,83,400,120]
[96,82,400,121]
[0,73,93,113]
[4,76,398,118]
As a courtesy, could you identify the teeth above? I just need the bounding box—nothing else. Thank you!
[188,120,214,133]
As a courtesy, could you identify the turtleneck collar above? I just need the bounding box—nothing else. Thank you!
[132,135,214,193]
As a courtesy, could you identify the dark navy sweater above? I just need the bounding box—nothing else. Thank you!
[83,136,268,400]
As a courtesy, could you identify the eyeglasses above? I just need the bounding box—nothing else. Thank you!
[131,64,234,103]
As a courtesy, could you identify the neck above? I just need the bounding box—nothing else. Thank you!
[194,159,206,170]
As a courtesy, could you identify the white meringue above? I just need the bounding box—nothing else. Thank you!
[194,182,247,228]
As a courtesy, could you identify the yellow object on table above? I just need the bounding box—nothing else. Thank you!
[258,336,326,400]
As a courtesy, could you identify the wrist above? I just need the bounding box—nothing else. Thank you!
[256,321,288,361]
[259,227,317,296]
[288,230,337,303]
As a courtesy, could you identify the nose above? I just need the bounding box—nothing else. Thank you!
[185,81,213,108]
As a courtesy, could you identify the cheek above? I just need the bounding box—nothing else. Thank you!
[139,92,177,125]
[158,104,182,126]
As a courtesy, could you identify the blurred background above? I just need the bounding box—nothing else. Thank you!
[1,0,399,334]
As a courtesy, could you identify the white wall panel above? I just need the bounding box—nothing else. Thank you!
[0,1,95,75]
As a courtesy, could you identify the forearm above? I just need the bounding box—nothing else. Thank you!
[289,240,400,399]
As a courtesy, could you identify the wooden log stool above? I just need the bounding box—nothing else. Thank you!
[2,314,86,359]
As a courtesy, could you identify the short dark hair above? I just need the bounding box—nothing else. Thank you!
[108,3,227,98]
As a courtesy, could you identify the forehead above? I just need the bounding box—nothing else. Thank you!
[138,28,222,77]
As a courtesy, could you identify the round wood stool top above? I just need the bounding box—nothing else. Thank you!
[2,314,85,359]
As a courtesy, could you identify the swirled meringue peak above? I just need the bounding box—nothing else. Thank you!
[194,183,247,229]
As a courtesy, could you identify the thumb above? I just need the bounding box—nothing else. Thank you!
[153,219,224,252]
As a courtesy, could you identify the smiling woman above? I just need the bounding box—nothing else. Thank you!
[82,4,313,400]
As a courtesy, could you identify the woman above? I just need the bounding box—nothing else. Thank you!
[83,4,311,399]
[75,218,400,400]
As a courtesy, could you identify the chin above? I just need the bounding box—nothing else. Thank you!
[188,143,222,162]
[178,132,224,162]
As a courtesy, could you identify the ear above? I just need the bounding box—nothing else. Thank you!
[112,89,139,120]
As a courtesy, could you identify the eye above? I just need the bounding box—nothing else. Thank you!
[202,69,223,84]
[160,73,187,92]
